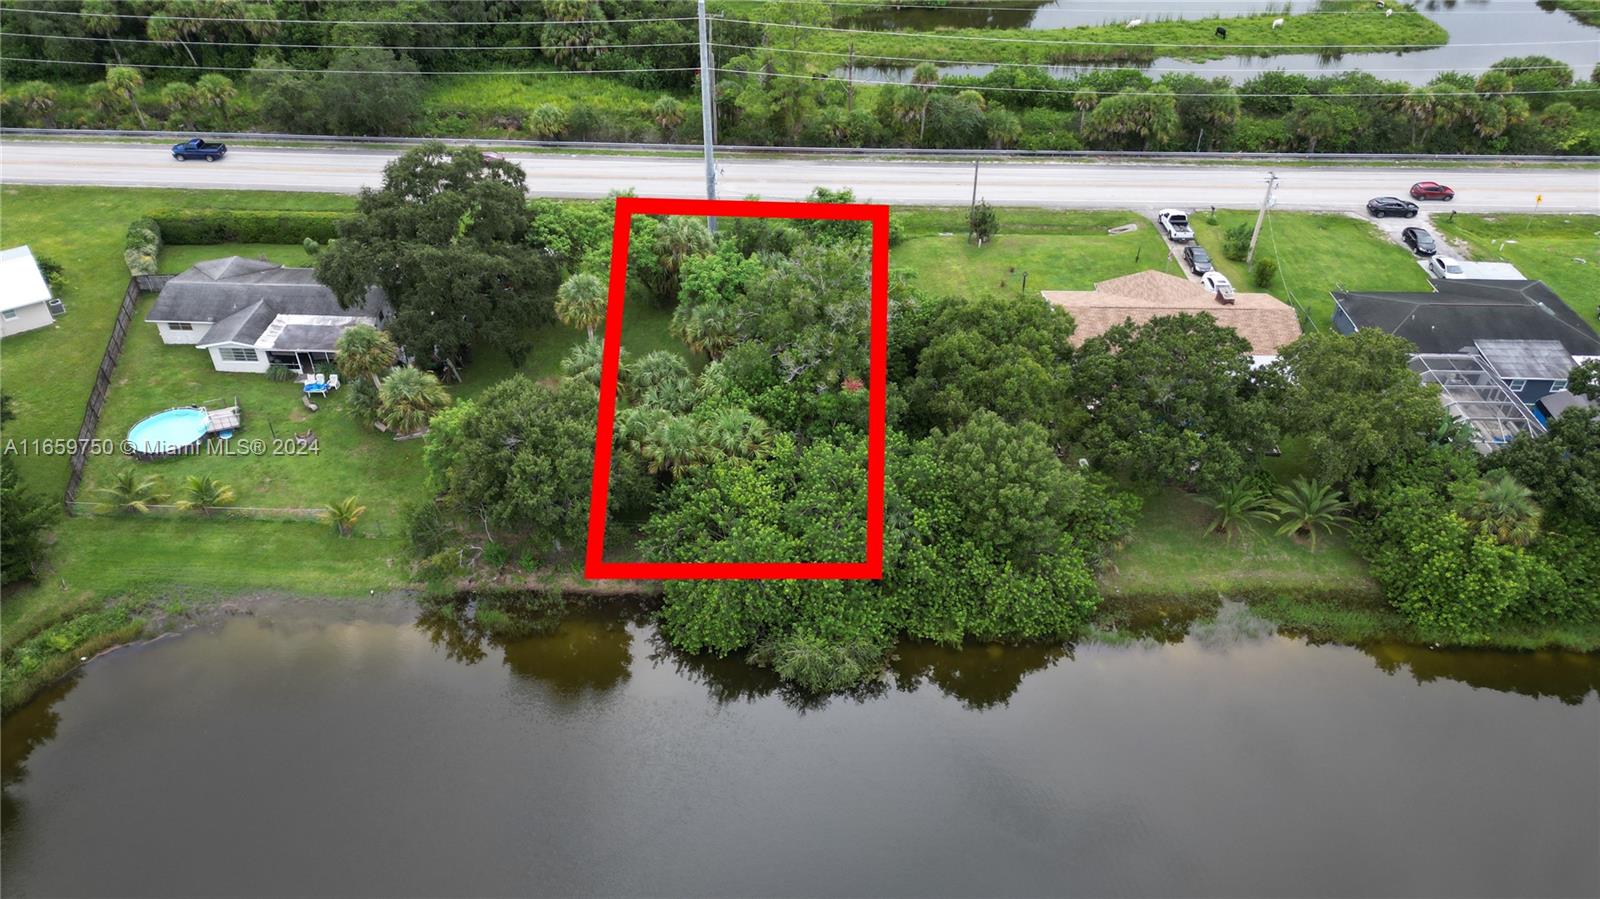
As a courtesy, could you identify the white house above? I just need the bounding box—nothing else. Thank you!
[0,246,58,338]
[146,256,387,374]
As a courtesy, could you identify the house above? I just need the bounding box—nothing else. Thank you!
[1535,389,1591,424]
[1041,270,1302,366]
[0,246,59,338]
[1332,278,1600,404]
[146,257,387,374]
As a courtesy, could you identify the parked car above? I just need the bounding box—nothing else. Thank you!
[1409,181,1455,201]
[1200,270,1236,301]
[1157,209,1195,242]
[171,138,226,161]
[1401,226,1437,255]
[1366,196,1418,218]
[1183,245,1214,274]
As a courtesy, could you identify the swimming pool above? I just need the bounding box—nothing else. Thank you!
[126,407,210,458]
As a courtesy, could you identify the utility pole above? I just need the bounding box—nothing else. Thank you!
[1246,171,1279,266]
[697,0,717,233]
[846,42,856,114]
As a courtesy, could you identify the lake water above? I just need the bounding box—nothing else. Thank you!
[4,599,1598,898]
[838,1,1600,85]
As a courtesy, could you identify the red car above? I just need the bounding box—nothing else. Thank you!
[1409,181,1455,201]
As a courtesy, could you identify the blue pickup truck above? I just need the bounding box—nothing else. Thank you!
[171,138,227,161]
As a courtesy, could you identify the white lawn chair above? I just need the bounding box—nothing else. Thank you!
[327,374,341,390]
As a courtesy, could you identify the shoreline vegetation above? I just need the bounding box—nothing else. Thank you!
[3,186,1597,715]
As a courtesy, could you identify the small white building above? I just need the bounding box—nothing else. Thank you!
[146,256,387,374]
[0,246,59,338]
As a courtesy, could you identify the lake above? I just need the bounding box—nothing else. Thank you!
[3,599,1598,898]
[838,0,1600,85]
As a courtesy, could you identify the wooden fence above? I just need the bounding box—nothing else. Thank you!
[62,274,173,509]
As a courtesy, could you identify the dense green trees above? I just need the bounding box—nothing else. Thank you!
[317,143,558,368]
[0,454,55,585]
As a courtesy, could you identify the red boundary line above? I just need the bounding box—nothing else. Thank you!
[584,195,889,581]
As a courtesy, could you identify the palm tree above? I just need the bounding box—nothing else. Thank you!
[670,301,740,359]
[637,414,713,477]
[1462,471,1542,547]
[655,217,712,296]
[1401,87,1439,147]
[10,81,57,127]
[1193,482,1275,544]
[555,272,607,339]
[1073,89,1097,130]
[96,469,165,515]
[379,366,452,436]
[104,67,148,128]
[911,62,939,140]
[81,0,123,63]
[194,74,236,124]
[335,324,398,390]
[322,496,367,537]
[160,81,197,129]
[527,102,566,139]
[174,475,236,517]
[1270,477,1353,552]
[699,407,773,459]
[627,350,692,401]
[146,11,197,64]
[651,95,685,140]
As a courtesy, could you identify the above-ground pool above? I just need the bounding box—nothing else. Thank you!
[127,407,210,458]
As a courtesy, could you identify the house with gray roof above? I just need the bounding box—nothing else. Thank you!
[146,257,387,375]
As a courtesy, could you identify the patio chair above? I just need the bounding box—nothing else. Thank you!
[302,394,318,412]
[327,374,341,390]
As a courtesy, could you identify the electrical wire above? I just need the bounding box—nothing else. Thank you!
[0,6,697,27]
[0,32,698,53]
[0,57,700,76]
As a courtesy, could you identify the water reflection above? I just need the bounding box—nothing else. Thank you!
[1363,642,1600,705]
[417,598,639,699]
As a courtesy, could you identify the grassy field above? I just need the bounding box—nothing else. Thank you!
[892,208,1173,297]
[796,5,1446,66]
[1190,210,1433,329]
[1431,213,1600,330]
[421,73,684,140]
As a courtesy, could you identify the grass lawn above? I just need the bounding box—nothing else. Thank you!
[1101,488,1377,602]
[891,208,1173,297]
[1430,213,1600,331]
[159,242,313,273]
[1190,210,1433,329]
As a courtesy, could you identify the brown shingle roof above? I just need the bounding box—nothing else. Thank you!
[1042,270,1301,355]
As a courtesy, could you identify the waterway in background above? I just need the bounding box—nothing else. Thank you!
[836,1,1600,84]
[3,599,1597,898]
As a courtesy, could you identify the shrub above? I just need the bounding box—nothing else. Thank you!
[124,217,162,275]
[1222,222,1253,261]
[1251,257,1278,288]
[482,541,509,569]
[266,364,297,382]
[403,500,451,559]
[149,209,350,244]
[527,103,567,139]
[969,200,999,244]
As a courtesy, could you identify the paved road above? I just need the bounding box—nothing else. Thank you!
[2,139,1596,213]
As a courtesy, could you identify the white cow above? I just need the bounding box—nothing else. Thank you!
[1271,17,1285,28]
[1126,18,1142,27]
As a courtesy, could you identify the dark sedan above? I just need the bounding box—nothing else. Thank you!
[171,138,226,161]
[1367,196,1418,218]
[1409,181,1455,201]
[1401,226,1437,255]
[1183,245,1214,275]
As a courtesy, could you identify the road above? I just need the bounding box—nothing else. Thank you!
[2,139,1596,213]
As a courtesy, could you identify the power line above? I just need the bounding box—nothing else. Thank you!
[744,17,1600,50]
[714,41,1585,75]
[0,57,700,76]
[735,0,1600,12]
[2,31,698,53]
[717,66,1600,98]
[0,6,697,27]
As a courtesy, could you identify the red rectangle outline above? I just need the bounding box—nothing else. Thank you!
[584,195,889,580]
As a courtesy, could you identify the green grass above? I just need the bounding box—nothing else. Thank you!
[1190,210,1433,328]
[1430,213,1600,331]
[1101,488,1379,602]
[891,208,1172,296]
[795,5,1446,66]
[159,242,314,273]
[0,186,355,500]
[420,73,688,139]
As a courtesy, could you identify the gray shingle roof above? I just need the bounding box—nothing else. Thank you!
[146,256,387,323]
[1332,279,1600,358]
[1474,339,1577,381]
[195,300,275,348]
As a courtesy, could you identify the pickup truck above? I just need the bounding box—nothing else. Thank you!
[1427,256,1526,281]
[171,138,227,161]
[1157,209,1194,243]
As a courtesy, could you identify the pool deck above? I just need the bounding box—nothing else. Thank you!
[205,406,241,432]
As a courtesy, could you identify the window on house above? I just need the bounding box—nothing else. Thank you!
[1507,379,1527,392]
[1553,381,1568,393]
[219,347,259,363]
[2,310,17,321]
[168,322,194,331]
